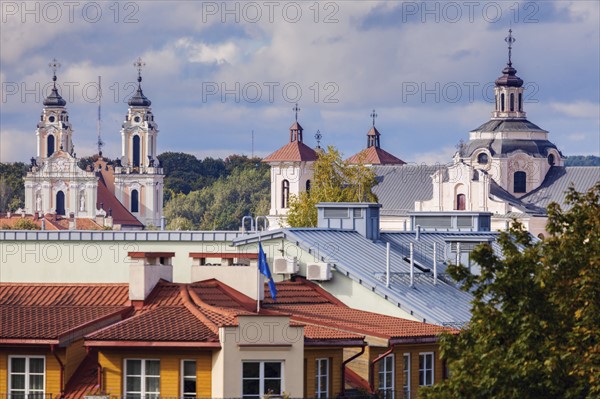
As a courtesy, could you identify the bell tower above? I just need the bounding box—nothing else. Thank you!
[113,58,164,227]
[35,59,74,161]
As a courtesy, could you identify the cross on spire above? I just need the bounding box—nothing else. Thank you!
[505,29,516,66]
[48,58,61,87]
[314,130,322,148]
[133,57,146,85]
[370,109,378,127]
[293,103,300,122]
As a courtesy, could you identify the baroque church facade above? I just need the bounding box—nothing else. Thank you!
[264,31,599,237]
[23,59,164,229]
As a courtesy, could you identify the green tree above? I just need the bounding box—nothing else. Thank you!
[564,155,600,167]
[286,146,378,227]
[422,183,600,399]
[0,162,28,211]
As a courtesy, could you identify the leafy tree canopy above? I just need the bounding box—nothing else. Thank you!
[0,162,28,212]
[564,155,600,167]
[286,146,378,227]
[422,183,600,399]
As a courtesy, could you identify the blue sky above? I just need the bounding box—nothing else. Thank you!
[1,1,599,164]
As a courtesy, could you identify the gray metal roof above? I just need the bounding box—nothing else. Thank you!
[520,166,599,210]
[234,228,487,326]
[459,138,560,158]
[0,230,245,242]
[372,165,446,216]
[470,119,547,134]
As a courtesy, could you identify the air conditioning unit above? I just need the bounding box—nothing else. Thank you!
[306,263,333,281]
[273,257,299,274]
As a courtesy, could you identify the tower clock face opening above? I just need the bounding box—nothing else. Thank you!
[134,116,141,123]
[48,115,55,122]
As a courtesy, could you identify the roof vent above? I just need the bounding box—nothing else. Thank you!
[306,262,333,281]
[317,202,381,241]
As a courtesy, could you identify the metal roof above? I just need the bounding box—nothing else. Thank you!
[469,119,547,134]
[372,165,446,216]
[459,138,559,158]
[520,166,599,210]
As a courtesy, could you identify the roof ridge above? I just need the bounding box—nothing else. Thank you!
[179,285,220,334]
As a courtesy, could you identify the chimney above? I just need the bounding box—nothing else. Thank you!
[127,252,174,302]
[33,212,39,221]
[317,202,381,241]
[68,212,76,230]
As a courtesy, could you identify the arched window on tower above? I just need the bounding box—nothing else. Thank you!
[456,194,466,211]
[501,93,505,112]
[47,135,55,157]
[281,180,290,208]
[132,135,141,167]
[514,171,527,193]
[518,93,523,112]
[131,189,139,213]
[55,191,65,215]
[306,180,311,194]
[510,93,515,112]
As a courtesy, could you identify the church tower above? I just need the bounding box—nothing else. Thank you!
[113,58,164,227]
[263,104,318,229]
[346,110,406,165]
[459,29,564,197]
[24,59,98,218]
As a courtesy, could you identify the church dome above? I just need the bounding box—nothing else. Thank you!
[44,74,67,107]
[128,86,152,107]
[495,65,524,88]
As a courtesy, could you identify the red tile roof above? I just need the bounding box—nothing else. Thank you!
[346,146,406,165]
[263,141,318,162]
[0,283,129,306]
[0,214,103,230]
[95,165,143,228]
[64,351,100,399]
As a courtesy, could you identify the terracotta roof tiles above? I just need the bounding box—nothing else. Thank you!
[96,168,143,228]
[346,146,406,165]
[263,141,318,163]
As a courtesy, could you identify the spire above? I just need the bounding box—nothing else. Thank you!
[128,57,152,107]
[495,29,523,88]
[289,103,303,142]
[43,58,67,107]
[367,109,381,148]
[314,130,322,149]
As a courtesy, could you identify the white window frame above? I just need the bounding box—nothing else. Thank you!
[8,355,46,398]
[181,359,197,398]
[403,353,411,399]
[123,358,160,398]
[419,352,434,387]
[241,361,283,399]
[315,358,329,398]
[378,354,394,398]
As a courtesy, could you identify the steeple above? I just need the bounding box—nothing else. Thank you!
[43,58,67,107]
[289,103,303,142]
[128,57,152,107]
[492,29,526,119]
[367,109,380,148]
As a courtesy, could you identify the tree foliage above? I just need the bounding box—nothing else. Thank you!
[286,146,378,227]
[422,183,600,399]
[163,165,270,230]
[0,218,40,230]
[564,155,600,167]
[0,162,28,212]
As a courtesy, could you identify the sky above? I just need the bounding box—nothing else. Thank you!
[1,1,599,165]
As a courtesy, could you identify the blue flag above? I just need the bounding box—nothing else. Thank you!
[258,243,277,301]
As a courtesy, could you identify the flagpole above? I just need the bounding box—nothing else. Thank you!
[257,229,261,313]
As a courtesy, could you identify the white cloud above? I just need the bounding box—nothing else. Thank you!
[176,38,239,65]
[549,101,600,119]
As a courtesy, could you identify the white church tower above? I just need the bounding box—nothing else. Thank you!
[263,104,318,229]
[24,59,98,218]
[113,58,164,227]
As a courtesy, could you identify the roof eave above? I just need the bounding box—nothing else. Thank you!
[84,340,221,348]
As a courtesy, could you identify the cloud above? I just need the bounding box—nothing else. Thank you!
[549,101,600,119]
[175,38,240,65]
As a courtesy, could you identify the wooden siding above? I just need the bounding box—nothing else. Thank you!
[0,348,64,397]
[304,348,344,398]
[98,349,212,397]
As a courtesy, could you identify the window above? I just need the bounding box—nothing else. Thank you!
[510,93,515,111]
[125,359,160,399]
[281,180,290,208]
[181,360,196,398]
[477,153,488,165]
[548,154,555,166]
[514,171,527,193]
[9,356,45,399]
[56,191,66,215]
[47,135,55,157]
[455,194,466,211]
[242,361,282,399]
[315,358,329,398]
[419,353,434,387]
[518,93,523,111]
[131,189,139,213]
[500,93,505,111]
[133,135,141,167]
[378,354,394,398]
[305,179,311,194]
[403,353,411,399]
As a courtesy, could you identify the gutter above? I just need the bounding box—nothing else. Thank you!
[369,344,395,393]
[341,344,365,397]
[50,344,65,398]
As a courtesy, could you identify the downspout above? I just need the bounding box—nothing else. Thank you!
[50,344,65,398]
[341,345,365,398]
[369,344,395,394]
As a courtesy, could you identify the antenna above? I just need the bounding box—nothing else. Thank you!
[96,76,104,156]
[252,129,254,158]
